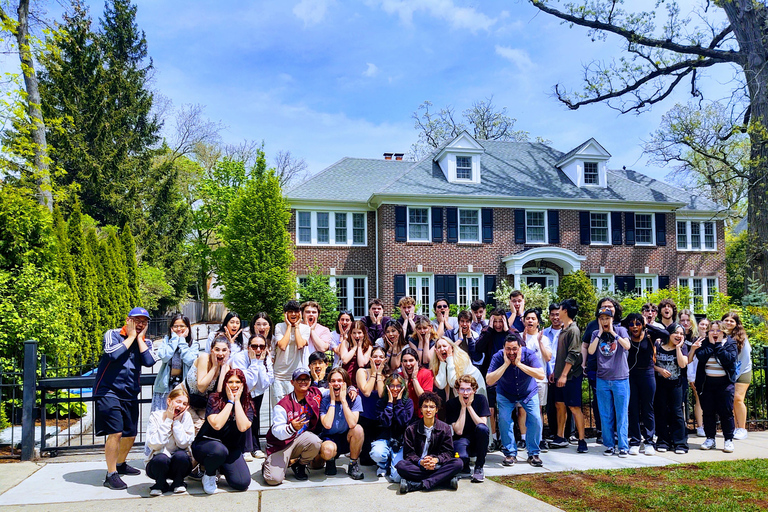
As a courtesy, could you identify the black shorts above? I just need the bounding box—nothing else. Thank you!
[322,432,351,455]
[551,375,583,408]
[487,386,497,408]
[95,395,139,437]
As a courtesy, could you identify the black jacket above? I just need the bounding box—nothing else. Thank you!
[402,418,454,466]
[693,336,739,390]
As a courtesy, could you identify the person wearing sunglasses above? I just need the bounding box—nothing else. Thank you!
[432,298,458,340]
[231,333,274,460]
[622,313,656,456]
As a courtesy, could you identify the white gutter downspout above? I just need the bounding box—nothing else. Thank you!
[368,196,379,298]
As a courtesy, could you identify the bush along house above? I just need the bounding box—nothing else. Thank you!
[285,131,726,316]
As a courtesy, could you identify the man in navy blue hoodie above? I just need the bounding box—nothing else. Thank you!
[94,307,157,490]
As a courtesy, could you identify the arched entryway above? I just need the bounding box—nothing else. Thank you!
[502,247,587,289]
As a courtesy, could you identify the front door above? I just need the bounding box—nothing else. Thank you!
[524,276,547,288]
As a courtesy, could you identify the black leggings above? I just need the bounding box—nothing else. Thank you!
[191,438,251,491]
[145,451,192,487]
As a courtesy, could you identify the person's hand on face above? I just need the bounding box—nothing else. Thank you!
[125,317,137,338]
[225,382,235,402]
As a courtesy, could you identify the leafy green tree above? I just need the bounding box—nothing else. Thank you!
[0,185,56,271]
[557,270,598,331]
[297,266,339,327]
[726,229,749,304]
[217,169,294,322]
[138,263,173,313]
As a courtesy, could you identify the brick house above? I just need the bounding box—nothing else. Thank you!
[285,132,726,316]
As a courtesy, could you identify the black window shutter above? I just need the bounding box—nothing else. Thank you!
[484,275,497,308]
[615,275,636,293]
[514,209,526,244]
[434,275,446,302]
[446,208,458,243]
[624,212,635,246]
[432,207,443,243]
[482,208,493,243]
[395,206,407,242]
[655,213,667,246]
[446,275,457,305]
[548,210,560,244]
[579,211,591,245]
[611,212,623,245]
[658,275,670,290]
[394,274,406,306]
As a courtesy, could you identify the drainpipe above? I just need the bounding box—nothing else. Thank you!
[368,197,380,299]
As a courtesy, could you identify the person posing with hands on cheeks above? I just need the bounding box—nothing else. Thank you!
[520,308,552,453]
[687,317,711,438]
[272,301,311,403]
[397,296,418,339]
[370,374,413,481]
[622,313,657,456]
[309,351,330,388]
[340,320,373,379]
[205,312,245,356]
[191,368,254,494]
[376,320,408,372]
[446,375,490,483]
[396,392,463,494]
[330,311,354,369]
[363,298,391,344]
[408,315,439,367]
[301,301,332,352]
[145,388,195,496]
[454,310,480,363]
[356,346,388,466]
[506,290,526,332]
[432,298,458,340]
[486,333,546,467]
[430,337,487,401]
[399,347,434,417]
[95,307,158,490]
[470,300,488,335]
[316,368,366,479]
[151,315,198,413]
[187,336,231,440]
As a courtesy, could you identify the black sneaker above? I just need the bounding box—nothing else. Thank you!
[189,465,204,480]
[325,458,338,476]
[103,472,127,490]
[527,455,543,467]
[116,462,141,476]
[577,439,588,453]
[449,475,459,490]
[291,462,309,481]
[489,438,502,452]
[399,479,423,494]
[517,439,527,451]
[550,436,569,448]
[348,460,364,480]
[539,440,549,453]
[502,455,517,466]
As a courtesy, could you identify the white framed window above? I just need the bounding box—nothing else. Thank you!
[584,161,599,185]
[458,208,480,243]
[457,274,483,309]
[635,274,658,295]
[590,274,614,292]
[526,210,547,244]
[407,274,433,314]
[678,277,719,310]
[333,276,368,318]
[635,213,655,245]
[676,220,717,251]
[408,207,430,242]
[295,211,367,246]
[590,212,610,244]
[456,156,472,180]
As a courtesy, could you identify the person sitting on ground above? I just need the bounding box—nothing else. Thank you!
[399,347,434,417]
[375,320,408,372]
[396,392,463,494]
[397,296,417,339]
[302,300,332,353]
[432,298,458,339]
[316,367,366,479]
[446,375,490,483]
[151,314,198,413]
[205,312,245,356]
[191,368,254,494]
[408,315,439,367]
[95,307,158,490]
[262,368,323,485]
[430,337,487,401]
[309,350,330,388]
[370,374,413,481]
[145,388,195,496]
[363,298,391,344]
[272,301,311,403]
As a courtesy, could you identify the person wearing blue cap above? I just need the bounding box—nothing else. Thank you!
[94,307,158,490]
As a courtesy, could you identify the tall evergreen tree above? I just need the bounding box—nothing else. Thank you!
[67,202,101,361]
[120,223,140,306]
[53,206,82,341]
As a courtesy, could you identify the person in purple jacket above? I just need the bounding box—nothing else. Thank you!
[95,307,158,490]
[363,298,391,345]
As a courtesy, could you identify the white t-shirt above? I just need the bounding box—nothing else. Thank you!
[272,322,311,380]
[524,332,552,384]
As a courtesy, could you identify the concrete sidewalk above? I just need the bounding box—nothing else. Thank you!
[1,432,766,511]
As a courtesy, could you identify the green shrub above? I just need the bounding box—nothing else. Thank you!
[45,390,87,419]
[297,266,339,327]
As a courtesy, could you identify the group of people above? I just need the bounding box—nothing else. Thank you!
[91,291,752,496]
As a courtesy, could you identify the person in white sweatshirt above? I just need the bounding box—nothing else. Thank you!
[145,388,195,496]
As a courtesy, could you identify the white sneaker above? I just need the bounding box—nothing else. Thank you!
[723,440,735,453]
[628,446,640,456]
[700,438,716,450]
[149,488,164,497]
[243,452,254,462]
[696,426,706,438]
[376,467,386,478]
[202,474,217,494]
[644,445,656,456]
[675,448,687,454]
[253,450,266,458]
[733,428,748,440]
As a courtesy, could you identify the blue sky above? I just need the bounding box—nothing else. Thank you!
[44,1,739,182]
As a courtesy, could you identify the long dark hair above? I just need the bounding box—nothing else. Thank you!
[249,312,272,342]
[218,312,244,350]
[167,314,192,345]
[382,320,405,351]
[209,368,253,414]
[335,310,354,334]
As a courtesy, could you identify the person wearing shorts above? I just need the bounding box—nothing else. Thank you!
[94,307,158,490]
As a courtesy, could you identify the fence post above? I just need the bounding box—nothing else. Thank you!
[21,340,38,461]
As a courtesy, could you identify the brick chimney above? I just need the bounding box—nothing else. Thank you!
[383,152,393,160]
[394,153,404,161]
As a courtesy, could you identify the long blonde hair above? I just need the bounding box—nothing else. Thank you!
[430,337,470,380]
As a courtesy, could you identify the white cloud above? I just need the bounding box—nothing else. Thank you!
[293,0,334,26]
[495,45,534,71]
[363,63,380,77]
[373,0,496,31]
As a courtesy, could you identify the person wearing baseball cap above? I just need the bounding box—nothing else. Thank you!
[94,307,158,490]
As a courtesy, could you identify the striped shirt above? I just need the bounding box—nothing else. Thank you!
[704,355,727,378]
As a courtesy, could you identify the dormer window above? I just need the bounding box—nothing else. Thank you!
[556,138,610,189]
[584,162,599,185]
[456,156,472,180]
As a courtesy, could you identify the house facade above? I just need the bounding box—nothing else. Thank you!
[286,132,726,317]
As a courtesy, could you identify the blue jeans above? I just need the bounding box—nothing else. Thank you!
[596,377,630,451]
[369,439,404,482]
[497,393,541,457]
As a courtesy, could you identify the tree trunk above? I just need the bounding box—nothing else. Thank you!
[723,0,768,292]
[15,0,52,211]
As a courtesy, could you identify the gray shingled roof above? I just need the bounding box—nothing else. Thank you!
[554,138,610,167]
[286,140,724,212]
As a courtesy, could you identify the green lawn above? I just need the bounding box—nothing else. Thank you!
[491,459,768,512]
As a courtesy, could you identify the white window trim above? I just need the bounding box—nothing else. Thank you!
[678,276,720,309]
[331,276,368,317]
[590,211,611,246]
[634,274,658,294]
[525,210,548,245]
[295,211,367,247]
[407,207,432,243]
[634,212,656,247]
[455,155,473,181]
[590,273,615,292]
[676,220,717,252]
[407,274,434,315]
[583,161,600,186]
[457,273,484,308]
[458,208,481,244]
